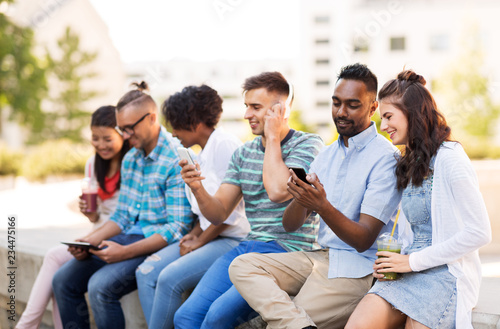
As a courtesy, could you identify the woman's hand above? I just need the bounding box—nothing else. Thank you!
[373,252,412,280]
[79,197,99,223]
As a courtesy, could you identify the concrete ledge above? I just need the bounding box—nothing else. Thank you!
[1,243,499,329]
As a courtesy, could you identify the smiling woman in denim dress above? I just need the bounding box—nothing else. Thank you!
[346,70,492,329]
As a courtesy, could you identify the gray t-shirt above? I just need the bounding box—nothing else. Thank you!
[223,129,324,251]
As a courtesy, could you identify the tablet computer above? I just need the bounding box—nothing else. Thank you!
[61,241,101,250]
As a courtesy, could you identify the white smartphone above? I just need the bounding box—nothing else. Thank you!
[177,147,195,165]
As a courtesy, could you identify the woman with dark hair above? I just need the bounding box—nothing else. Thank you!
[346,70,491,329]
[16,106,129,329]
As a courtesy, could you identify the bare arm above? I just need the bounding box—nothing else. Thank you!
[287,170,384,252]
[180,160,243,225]
[282,198,312,232]
[262,103,293,203]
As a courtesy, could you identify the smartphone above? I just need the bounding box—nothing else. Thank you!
[177,147,195,165]
[288,167,310,184]
[61,241,101,250]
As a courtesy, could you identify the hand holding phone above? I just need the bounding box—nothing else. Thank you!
[177,147,195,166]
[288,167,311,185]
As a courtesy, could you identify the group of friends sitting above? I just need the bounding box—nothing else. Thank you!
[16,63,491,329]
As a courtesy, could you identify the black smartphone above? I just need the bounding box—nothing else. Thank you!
[288,167,310,184]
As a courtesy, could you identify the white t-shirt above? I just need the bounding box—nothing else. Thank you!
[185,128,250,239]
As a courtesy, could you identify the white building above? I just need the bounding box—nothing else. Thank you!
[125,59,294,140]
[297,0,500,142]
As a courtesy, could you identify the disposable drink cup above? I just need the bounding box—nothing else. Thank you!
[377,238,402,280]
[81,178,98,212]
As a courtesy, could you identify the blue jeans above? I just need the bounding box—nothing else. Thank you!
[136,237,240,329]
[52,234,145,329]
[173,240,287,329]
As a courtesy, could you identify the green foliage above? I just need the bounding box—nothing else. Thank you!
[288,110,317,134]
[434,23,500,139]
[40,26,99,142]
[22,139,92,180]
[0,143,22,175]
[0,12,48,136]
[462,142,500,160]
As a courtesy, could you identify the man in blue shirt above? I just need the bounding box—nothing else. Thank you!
[53,84,192,329]
[230,64,402,329]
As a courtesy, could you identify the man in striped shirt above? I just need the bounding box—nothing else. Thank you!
[174,72,324,328]
[53,84,193,329]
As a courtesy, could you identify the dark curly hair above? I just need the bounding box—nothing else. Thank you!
[378,70,451,189]
[162,85,223,131]
[90,106,130,193]
[337,63,378,97]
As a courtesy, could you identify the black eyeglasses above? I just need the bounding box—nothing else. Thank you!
[115,113,151,136]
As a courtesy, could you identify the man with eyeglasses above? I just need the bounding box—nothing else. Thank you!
[52,83,193,329]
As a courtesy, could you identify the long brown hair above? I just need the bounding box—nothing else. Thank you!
[378,70,451,189]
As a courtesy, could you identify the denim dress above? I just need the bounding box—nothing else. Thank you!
[369,160,457,328]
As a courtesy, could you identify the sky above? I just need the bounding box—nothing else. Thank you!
[89,0,300,63]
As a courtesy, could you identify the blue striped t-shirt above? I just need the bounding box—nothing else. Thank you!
[223,129,324,251]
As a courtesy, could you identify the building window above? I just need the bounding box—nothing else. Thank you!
[314,15,330,24]
[390,36,405,51]
[315,58,330,65]
[430,34,450,51]
[315,38,330,45]
[316,101,330,108]
[316,80,330,86]
[353,37,369,52]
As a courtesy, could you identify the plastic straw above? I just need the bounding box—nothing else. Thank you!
[389,209,400,243]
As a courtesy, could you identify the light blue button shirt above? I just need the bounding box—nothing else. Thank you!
[310,122,401,278]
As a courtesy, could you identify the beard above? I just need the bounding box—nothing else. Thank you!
[333,118,366,138]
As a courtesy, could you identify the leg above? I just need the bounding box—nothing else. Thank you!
[346,294,407,329]
[52,255,106,329]
[148,237,239,329]
[229,250,316,329]
[201,241,288,329]
[88,234,146,329]
[136,242,182,326]
[202,285,256,329]
[174,241,286,329]
[16,245,71,329]
[174,244,243,329]
[405,318,430,329]
[291,251,374,329]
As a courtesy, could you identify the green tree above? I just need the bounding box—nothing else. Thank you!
[434,23,500,140]
[288,109,317,135]
[43,26,99,142]
[0,8,48,137]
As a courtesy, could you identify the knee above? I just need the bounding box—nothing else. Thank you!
[228,253,260,284]
[135,259,158,287]
[44,245,69,266]
[344,313,369,329]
